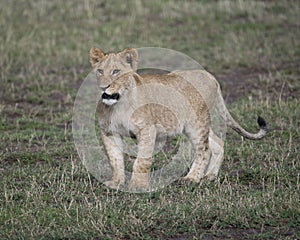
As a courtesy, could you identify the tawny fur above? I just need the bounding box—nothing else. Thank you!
[90,47,268,191]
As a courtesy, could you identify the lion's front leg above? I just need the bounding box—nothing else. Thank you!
[101,133,125,188]
[129,126,156,191]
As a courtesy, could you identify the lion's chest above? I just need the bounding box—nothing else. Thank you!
[100,102,185,139]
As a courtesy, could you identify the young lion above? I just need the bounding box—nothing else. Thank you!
[90,47,268,190]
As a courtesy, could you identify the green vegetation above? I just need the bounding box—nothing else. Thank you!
[0,0,299,239]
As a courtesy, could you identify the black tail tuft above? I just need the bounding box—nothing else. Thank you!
[257,116,267,129]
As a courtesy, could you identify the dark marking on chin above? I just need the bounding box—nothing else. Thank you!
[102,92,120,100]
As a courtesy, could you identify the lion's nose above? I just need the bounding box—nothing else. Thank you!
[102,92,120,100]
[101,85,110,92]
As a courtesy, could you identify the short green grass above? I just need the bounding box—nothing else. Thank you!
[0,0,299,239]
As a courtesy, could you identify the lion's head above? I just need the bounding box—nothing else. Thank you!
[100,72,141,106]
[90,47,138,92]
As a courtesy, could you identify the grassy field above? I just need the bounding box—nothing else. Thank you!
[0,0,299,239]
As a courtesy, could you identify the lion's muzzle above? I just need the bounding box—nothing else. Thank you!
[102,92,120,100]
[102,92,120,106]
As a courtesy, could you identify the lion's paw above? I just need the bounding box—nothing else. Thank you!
[181,175,201,183]
[128,178,150,192]
[104,179,124,189]
[204,173,218,181]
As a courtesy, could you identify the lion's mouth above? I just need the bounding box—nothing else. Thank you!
[101,92,120,106]
[102,92,120,100]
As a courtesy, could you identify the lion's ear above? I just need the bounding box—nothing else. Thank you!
[132,72,142,85]
[90,47,105,67]
[118,48,138,71]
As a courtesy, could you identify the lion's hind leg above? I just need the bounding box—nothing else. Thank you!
[204,129,224,180]
[182,124,211,183]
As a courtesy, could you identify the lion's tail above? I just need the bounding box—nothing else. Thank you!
[216,87,268,140]
[226,113,268,140]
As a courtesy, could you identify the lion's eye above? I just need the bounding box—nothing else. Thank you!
[112,69,120,76]
[97,69,104,76]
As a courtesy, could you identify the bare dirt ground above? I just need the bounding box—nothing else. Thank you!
[216,60,300,103]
